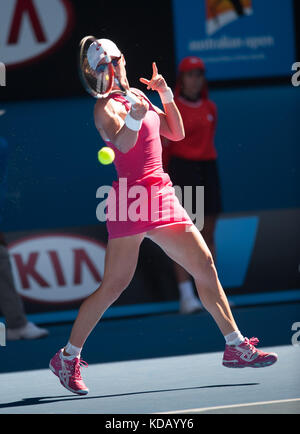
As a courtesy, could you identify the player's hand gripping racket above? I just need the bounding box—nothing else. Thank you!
[78,36,139,106]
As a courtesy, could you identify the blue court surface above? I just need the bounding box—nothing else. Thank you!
[0,302,299,414]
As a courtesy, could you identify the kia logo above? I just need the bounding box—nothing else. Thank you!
[0,0,74,69]
[8,234,106,304]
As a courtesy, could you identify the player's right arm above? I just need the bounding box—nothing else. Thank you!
[94,98,148,154]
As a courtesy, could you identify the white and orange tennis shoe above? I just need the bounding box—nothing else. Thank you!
[49,349,89,395]
[223,337,278,368]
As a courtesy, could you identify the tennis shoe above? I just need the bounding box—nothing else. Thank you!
[223,337,278,368]
[49,349,89,395]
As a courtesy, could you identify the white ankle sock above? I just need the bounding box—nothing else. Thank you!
[178,280,195,300]
[63,342,82,359]
[225,331,245,346]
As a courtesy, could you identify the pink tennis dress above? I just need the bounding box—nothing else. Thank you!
[105,89,193,239]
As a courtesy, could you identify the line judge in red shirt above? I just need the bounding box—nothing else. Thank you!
[163,56,222,314]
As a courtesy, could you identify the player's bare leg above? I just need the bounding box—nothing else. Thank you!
[67,233,145,350]
[147,223,278,368]
[49,233,145,394]
[147,223,237,335]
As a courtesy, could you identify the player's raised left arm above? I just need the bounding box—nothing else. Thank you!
[140,63,185,142]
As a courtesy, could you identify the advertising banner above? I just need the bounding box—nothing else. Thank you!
[0,0,74,69]
[172,0,296,80]
[2,208,300,320]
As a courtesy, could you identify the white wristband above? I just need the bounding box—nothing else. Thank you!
[159,87,174,105]
[125,112,143,132]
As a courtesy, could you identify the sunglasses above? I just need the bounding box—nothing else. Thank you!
[96,57,121,73]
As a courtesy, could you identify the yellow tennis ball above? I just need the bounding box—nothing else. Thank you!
[98,147,115,165]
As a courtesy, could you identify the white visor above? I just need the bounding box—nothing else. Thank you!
[87,38,121,70]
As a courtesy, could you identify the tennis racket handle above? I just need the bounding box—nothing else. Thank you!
[125,91,140,106]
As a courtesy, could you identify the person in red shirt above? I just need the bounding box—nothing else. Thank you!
[163,56,222,314]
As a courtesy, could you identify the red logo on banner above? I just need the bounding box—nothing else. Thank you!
[1,0,74,68]
[8,234,106,304]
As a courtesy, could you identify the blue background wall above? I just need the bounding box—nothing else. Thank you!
[211,84,300,212]
[0,84,299,233]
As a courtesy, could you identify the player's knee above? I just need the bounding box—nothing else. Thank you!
[102,275,131,301]
[190,252,216,281]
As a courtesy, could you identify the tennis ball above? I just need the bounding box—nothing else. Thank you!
[98,147,115,165]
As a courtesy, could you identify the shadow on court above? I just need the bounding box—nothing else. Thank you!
[0,302,299,374]
[0,383,259,411]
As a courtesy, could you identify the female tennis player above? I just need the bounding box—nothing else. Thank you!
[49,39,278,395]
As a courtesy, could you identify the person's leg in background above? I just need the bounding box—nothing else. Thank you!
[0,138,48,340]
[0,239,49,340]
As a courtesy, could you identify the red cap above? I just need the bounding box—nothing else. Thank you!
[175,57,208,100]
[178,56,206,73]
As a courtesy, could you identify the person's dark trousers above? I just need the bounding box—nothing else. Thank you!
[0,243,27,329]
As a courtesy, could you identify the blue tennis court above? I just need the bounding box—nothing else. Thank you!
[1,302,299,414]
